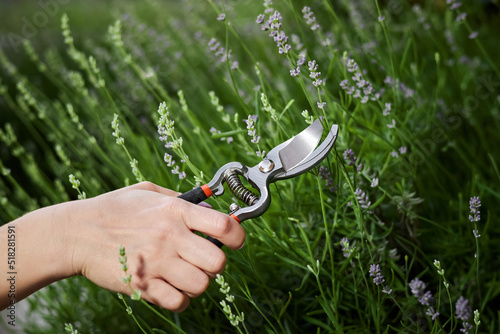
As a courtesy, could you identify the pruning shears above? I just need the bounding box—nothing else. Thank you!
[178,119,339,247]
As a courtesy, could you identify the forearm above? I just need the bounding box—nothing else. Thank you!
[0,202,75,310]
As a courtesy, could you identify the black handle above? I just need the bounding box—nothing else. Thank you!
[178,186,210,204]
[177,186,224,248]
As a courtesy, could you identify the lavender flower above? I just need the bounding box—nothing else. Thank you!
[419,290,434,306]
[371,178,379,188]
[456,13,467,22]
[382,286,392,294]
[317,102,326,109]
[244,115,260,144]
[343,149,362,171]
[369,264,389,293]
[208,37,229,63]
[469,31,478,39]
[297,55,306,67]
[217,13,226,21]
[426,307,440,321]
[290,67,300,77]
[261,11,291,55]
[410,277,435,307]
[469,196,481,223]
[319,166,336,193]
[302,6,320,31]
[409,278,426,298]
[387,119,396,129]
[461,322,473,334]
[340,56,379,102]
[340,237,353,258]
[399,147,407,154]
[456,296,473,333]
[308,60,323,87]
[456,296,472,322]
[383,103,391,116]
[256,14,266,24]
[355,188,372,212]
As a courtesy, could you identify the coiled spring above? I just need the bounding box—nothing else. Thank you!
[224,169,259,206]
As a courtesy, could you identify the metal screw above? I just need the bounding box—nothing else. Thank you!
[259,159,274,173]
[229,203,240,213]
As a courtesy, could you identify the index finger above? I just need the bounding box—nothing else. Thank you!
[177,199,246,250]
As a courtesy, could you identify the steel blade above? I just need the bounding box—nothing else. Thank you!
[278,119,323,171]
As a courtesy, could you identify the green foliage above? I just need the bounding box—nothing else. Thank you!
[1,0,500,333]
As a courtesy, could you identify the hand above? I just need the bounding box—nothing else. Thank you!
[0,182,245,312]
[66,182,246,312]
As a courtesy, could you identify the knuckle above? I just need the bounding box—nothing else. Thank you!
[169,293,189,313]
[208,249,227,274]
[212,214,232,236]
[137,181,156,191]
[191,274,210,297]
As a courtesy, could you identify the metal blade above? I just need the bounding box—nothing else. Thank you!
[278,119,323,171]
[280,124,338,180]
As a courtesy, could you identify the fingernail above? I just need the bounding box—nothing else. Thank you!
[198,201,212,209]
[238,242,245,250]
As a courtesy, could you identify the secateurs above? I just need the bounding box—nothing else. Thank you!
[178,119,339,247]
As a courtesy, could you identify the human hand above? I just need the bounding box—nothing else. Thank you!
[63,182,245,312]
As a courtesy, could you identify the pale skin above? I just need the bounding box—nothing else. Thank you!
[0,182,245,312]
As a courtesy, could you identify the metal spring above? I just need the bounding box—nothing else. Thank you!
[224,170,259,206]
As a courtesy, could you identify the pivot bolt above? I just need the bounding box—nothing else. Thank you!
[229,203,240,213]
[259,159,275,173]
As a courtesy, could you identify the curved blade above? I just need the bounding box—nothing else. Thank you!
[278,119,323,171]
[281,124,338,179]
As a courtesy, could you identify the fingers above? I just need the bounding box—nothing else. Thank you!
[177,234,227,276]
[158,258,210,298]
[142,278,190,312]
[180,202,246,250]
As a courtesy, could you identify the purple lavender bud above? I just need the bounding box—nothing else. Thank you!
[469,31,478,39]
[256,14,266,24]
[426,307,440,321]
[382,285,392,294]
[343,149,357,166]
[369,264,385,285]
[308,60,318,71]
[340,80,349,90]
[456,296,472,321]
[297,55,306,67]
[313,79,323,87]
[310,71,321,79]
[290,67,300,77]
[419,291,434,306]
[217,13,226,21]
[456,13,467,21]
[469,196,481,223]
[461,322,473,333]
[340,237,351,258]
[409,278,426,298]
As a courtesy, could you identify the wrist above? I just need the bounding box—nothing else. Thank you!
[12,201,79,299]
